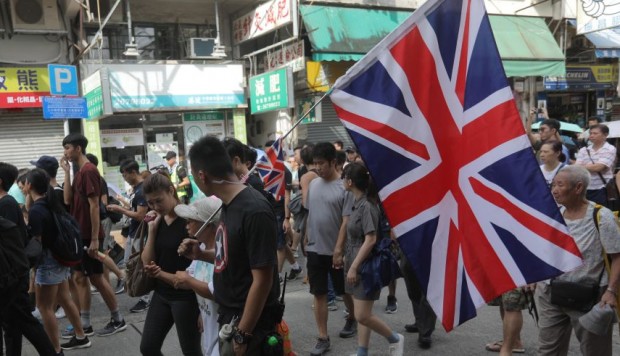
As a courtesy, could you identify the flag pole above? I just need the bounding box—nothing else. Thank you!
[191,88,334,239]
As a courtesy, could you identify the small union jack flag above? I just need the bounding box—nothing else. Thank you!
[256,137,286,200]
[330,0,582,330]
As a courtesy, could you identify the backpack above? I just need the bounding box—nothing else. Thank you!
[0,217,30,289]
[49,212,83,266]
[106,195,123,224]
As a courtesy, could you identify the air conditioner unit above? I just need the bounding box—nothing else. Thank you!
[10,0,63,33]
[186,38,216,59]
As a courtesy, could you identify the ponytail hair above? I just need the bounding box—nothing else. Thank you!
[26,168,65,214]
[342,162,380,204]
[143,170,180,203]
[542,140,566,163]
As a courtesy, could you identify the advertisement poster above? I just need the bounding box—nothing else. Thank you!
[147,142,178,170]
[100,128,144,148]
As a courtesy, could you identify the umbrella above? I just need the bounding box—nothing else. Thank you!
[531,121,583,133]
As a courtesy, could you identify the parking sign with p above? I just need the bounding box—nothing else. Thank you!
[48,64,78,96]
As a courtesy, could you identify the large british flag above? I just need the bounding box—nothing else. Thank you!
[330,0,583,330]
[256,137,286,200]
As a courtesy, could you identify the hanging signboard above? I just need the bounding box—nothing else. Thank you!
[249,67,294,114]
[576,1,620,34]
[101,128,145,148]
[264,40,305,72]
[232,0,292,44]
[0,67,50,108]
[82,69,113,120]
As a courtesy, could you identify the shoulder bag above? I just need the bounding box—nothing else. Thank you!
[125,221,155,297]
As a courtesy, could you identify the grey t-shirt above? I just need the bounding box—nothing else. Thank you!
[559,203,620,286]
[306,177,353,255]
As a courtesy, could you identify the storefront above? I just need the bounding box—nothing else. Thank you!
[79,62,246,194]
[0,67,67,174]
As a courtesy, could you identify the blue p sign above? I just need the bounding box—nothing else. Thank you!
[48,64,78,96]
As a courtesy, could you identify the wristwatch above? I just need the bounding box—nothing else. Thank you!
[232,327,252,344]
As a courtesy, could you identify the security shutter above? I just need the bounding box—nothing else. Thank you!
[0,116,66,179]
[305,97,354,146]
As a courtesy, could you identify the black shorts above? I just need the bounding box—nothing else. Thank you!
[73,240,104,276]
[307,252,345,296]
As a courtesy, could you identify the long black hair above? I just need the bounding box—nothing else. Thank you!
[342,162,379,204]
[26,168,66,214]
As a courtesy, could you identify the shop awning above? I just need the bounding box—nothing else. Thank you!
[488,16,565,77]
[568,20,620,58]
[299,5,411,62]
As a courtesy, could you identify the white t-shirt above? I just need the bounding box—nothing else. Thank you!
[188,259,219,356]
[540,163,564,187]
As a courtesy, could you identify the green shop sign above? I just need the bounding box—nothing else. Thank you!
[249,67,294,114]
[183,111,225,121]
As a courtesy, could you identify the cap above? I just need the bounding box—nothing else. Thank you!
[164,151,177,160]
[30,156,59,174]
[345,146,356,153]
[174,197,222,223]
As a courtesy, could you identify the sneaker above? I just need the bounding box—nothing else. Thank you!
[61,325,94,339]
[55,307,66,319]
[388,333,405,356]
[130,299,150,313]
[327,299,338,311]
[114,279,125,295]
[32,307,41,320]
[90,285,99,295]
[61,336,91,350]
[385,296,398,314]
[96,319,127,336]
[339,318,357,338]
[334,295,344,302]
[310,337,330,356]
[288,267,302,280]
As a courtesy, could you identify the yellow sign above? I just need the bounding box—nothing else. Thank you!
[566,64,618,83]
[0,67,51,108]
[306,61,349,92]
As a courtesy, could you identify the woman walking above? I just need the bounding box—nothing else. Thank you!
[140,173,202,356]
[342,163,404,356]
[25,168,91,355]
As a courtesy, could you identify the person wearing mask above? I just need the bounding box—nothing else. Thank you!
[342,163,404,356]
[140,173,202,355]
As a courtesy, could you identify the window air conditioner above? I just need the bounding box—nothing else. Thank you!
[10,0,63,33]
[186,38,216,59]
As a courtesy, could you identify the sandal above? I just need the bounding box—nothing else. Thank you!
[485,340,525,353]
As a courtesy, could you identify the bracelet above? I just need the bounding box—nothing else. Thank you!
[606,288,617,297]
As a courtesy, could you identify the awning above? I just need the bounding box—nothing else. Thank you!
[488,16,565,77]
[568,19,620,58]
[299,5,411,62]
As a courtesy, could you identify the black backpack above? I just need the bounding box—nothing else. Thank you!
[106,196,123,224]
[0,217,30,289]
[50,212,83,267]
[176,165,194,199]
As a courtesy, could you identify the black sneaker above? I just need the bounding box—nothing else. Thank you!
[288,267,302,280]
[61,325,94,339]
[339,318,357,338]
[61,336,91,350]
[130,299,150,313]
[96,319,127,336]
[385,296,398,314]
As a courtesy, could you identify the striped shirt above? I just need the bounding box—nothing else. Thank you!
[576,142,616,189]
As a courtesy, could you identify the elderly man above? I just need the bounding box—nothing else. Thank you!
[536,165,620,355]
[575,124,616,206]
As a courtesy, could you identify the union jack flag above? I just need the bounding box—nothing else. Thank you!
[330,0,582,330]
[256,137,286,200]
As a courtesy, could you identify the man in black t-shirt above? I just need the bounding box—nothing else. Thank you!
[184,136,279,356]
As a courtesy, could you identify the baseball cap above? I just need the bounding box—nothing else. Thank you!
[163,151,177,160]
[30,156,59,174]
[174,197,222,224]
[345,146,356,153]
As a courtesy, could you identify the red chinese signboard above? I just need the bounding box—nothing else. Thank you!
[0,67,51,108]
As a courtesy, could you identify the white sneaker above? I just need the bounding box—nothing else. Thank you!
[32,307,42,320]
[55,307,66,319]
[388,333,405,356]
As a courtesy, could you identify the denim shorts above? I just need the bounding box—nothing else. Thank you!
[35,250,71,286]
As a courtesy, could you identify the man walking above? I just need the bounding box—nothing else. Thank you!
[60,133,126,337]
[164,151,191,204]
[575,124,616,206]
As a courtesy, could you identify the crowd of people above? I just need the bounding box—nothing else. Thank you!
[0,112,619,356]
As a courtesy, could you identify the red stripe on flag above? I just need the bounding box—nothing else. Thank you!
[442,221,460,330]
[455,0,472,106]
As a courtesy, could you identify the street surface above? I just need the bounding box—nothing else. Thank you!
[21,254,620,355]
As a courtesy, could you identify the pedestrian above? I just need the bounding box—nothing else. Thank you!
[60,133,126,337]
[106,159,151,313]
[575,124,616,207]
[539,140,566,188]
[537,165,620,355]
[305,142,356,355]
[342,163,404,356]
[24,169,91,354]
[139,172,202,355]
[172,197,223,356]
[526,111,570,165]
[185,136,281,356]
[163,151,192,205]
[0,162,56,356]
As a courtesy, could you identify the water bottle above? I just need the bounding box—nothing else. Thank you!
[218,322,234,341]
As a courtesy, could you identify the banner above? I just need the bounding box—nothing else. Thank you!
[0,67,51,108]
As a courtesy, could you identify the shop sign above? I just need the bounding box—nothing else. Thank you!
[298,96,322,124]
[576,2,620,34]
[107,64,245,111]
[233,109,247,144]
[156,133,174,143]
[82,70,112,120]
[183,111,225,121]
[264,41,305,73]
[83,120,103,175]
[101,128,145,148]
[0,67,50,108]
[544,65,617,90]
[249,67,293,114]
[183,113,226,144]
[232,0,292,45]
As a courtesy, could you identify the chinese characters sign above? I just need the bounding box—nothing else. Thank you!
[264,40,305,72]
[232,0,292,44]
[249,67,293,114]
[0,67,51,108]
[577,1,620,34]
